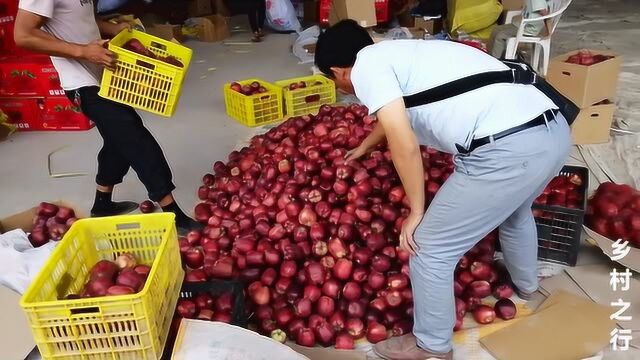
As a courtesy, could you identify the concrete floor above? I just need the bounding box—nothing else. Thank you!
[0,30,307,217]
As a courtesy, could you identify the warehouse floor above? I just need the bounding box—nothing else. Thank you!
[0,31,309,216]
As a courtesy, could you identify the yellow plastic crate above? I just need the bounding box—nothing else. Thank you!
[275,75,336,117]
[223,78,283,127]
[20,213,183,360]
[99,30,193,117]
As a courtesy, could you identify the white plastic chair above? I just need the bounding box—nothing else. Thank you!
[503,9,521,25]
[503,0,572,75]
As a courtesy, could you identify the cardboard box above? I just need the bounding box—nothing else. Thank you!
[193,14,230,42]
[546,50,622,108]
[415,17,443,34]
[0,96,92,131]
[570,100,615,145]
[146,24,184,42]
[188,0,213,17]
[0,56,63,97]
[303,43,316,54]
[0,201,84,360]
[397,15,443,34]
[397,11,414,27]
[500,0,524,11]
[0,201,82,233]
[329,0,377,28]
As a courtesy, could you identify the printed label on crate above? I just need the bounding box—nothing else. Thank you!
[0,99,42,131]
[0,57,63,97]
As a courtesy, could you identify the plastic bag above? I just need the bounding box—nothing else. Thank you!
[447,0,502,35]
[266,0,302,32]
[0,229,58,294]
[172,320,309,360]
[292,26,320,64]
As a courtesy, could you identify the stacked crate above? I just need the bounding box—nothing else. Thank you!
[0,0,92,131]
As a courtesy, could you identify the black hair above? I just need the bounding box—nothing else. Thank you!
[314,19,374,76]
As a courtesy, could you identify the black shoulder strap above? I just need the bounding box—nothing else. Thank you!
[401,60,579,125]
[402,61,536,108]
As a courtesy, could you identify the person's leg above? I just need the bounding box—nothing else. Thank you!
[489,24,518,58]
[65,89,138,216]
[498,115,572,297]
[247,11,259,34]
[257,0,266,36]
[76,87,202,232]
[91,144,139,216]
[375,113,571,358]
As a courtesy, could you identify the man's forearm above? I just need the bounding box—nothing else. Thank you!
[361,122,386,150]
[391,148,425,214]
[15,28,84,59]
[96,19,121,37]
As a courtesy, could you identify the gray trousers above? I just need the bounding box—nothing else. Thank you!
[411,114,571,353]
[488,24,518,58]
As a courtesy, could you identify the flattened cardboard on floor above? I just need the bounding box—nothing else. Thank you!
[565,264,640,330]
[480,290,615,360]
[288,343,367,360]
[539,271,590,300]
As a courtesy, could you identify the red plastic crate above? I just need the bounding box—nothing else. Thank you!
[319,0,331,25]
[0,56,63,97]
[319,0,387,26]
[0,96,92,131]
[0,1,34,56]
[0,0,17,24]
[41,96,93,130]
[375,0,389,23]
[0,97,42,131]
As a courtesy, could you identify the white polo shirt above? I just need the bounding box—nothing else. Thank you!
[351,40,557,154]
[19,0,102,90]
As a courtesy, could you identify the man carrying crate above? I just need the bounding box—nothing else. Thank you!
[14,0,202,234]
[314,20,571,359]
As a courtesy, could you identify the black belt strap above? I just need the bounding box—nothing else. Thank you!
[457,109,557,154]
[402,60,579,125]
